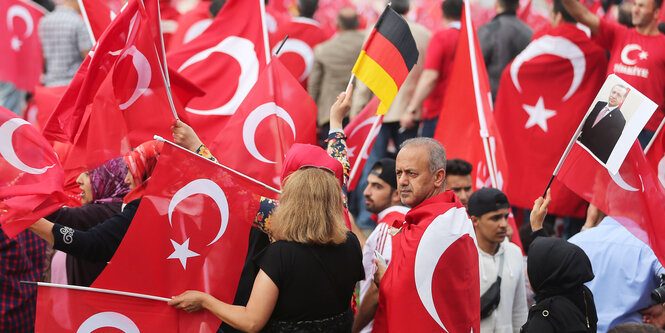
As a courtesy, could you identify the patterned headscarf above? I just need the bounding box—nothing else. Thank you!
[88,157,130,204]
[123,140,163,203]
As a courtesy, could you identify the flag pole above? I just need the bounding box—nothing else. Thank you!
[463,0,498,188]
[154,135,281,194]
[22,281,171,302]
[345,74,355,94]
[274,35,289,55]
[542,111,588,197]
[78,0,97,45]
[155,0,171,87]
[259,0,271,64]
[645,117,665,154]
[347,115,382,187]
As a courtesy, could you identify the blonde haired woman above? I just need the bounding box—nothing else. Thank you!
[169,166,364,332]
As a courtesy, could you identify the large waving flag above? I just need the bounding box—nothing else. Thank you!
[78,0,123,43]
[0,0,45,91]
[351,5,419,115]
[0,106,66,238]
[210,58,317,190]
[167,0,268,145]
[35,284,179,332]
[92,142,262,333]
[494,23,607,217]
[42,0,178,171]
[646,121,665,185]
[433,0,507,191]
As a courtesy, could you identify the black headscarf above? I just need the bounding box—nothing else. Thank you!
[527,237,598,331]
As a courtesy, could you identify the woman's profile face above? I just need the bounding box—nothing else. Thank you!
[124,171,137,190]
[76,172,93,205]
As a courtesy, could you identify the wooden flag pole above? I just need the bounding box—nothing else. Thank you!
[22,281,171,302]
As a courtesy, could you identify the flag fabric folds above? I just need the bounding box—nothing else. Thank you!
[351,5,419,115]
[35,284,179,332]
[558,142,665,266]
[344,97,383,191]
[210,58,317,191]
[494,23,608,217]
[92,142,261,333]
[433,1,507,191]
[0,106,66,238]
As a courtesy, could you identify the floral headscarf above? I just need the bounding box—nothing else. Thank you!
[88,157,130,204]
[123,140,163,203]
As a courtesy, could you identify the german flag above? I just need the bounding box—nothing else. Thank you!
[352,6,419,115]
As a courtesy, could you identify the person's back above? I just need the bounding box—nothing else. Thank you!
[256,232,363,325]
[569,217,665,332]
[39,0,91,87]
[477,0,532,99]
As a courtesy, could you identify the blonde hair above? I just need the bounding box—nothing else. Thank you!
[272,168,348,245]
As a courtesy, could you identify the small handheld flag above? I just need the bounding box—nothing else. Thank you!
[351,5,419,115]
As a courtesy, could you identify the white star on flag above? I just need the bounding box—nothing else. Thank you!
[347,146,356,158]
[639,51,648,60]
[523,97,556,132]
[168,238,199,269]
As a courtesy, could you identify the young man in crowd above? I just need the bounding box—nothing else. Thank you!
[445,158,473,209]
[353,158,409,333]
[469,188,527,332]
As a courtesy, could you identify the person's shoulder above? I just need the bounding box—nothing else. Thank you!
[503,241,523,257]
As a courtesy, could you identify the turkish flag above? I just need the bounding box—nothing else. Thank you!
[517,0,550,33]
[167,1,211,51]
[79,0,123,43]
[33,85,67,131]
[344,97,383,191]
[373,192,480,332]
[558,141,665,267]
[646,123,665,186]
[167,0,268,145]
[0,106,66,238]
[494,23,607,217]
[433,2,508,192]
[92,142,260,332]
[210,58,317,191]
[35,285,179,332]
[42,0,178,171]
[0,0,45,91]
[270,16,327,88]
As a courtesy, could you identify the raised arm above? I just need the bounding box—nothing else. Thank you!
[561,0,600,35]
[171,120,217,162]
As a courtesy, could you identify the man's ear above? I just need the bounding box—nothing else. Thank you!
[433,169,446,189]
[391,188,401,205]
[471,215,479,228]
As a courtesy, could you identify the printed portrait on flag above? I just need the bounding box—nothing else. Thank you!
[577,74,657,173]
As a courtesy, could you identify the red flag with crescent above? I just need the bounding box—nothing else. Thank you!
[79,0,123,43]
[167,0,268,145]
[0,106,67,238]
[35,284,179,332]
[373,191,480,332]
[646,124,665,184]
[344,97,382,191]
[92,142,260,332]
[270,16,327,88]
[558,142,665,266]
[167,1,212,51]
[209,58,317,190]
[0,0,45,91]
[494,23,607,217]
[42,0,179,171]
[433,2,508,192]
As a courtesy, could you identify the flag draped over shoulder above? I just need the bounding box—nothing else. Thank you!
[351,5,419,115]
[92,142,261,333]
[494,24,607,217]
[433,1,507,191]
[35,285,179,332]
[0,106,66,238]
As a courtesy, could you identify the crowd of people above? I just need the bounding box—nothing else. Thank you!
[2,0,665,331]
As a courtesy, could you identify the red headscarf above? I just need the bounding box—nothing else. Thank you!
[123,140,163,203]
[280,143,351,230]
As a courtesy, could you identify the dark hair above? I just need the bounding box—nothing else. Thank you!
[390,0,410,15]
[654,0,664,12]
[209,0,226,17]
[552,0,576,23]
[617,2,634,28]
[442,0,463,20]
[445,158,472,176]
[498,0,520,13]
[337,7,359,30]
[298,0,318,18]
